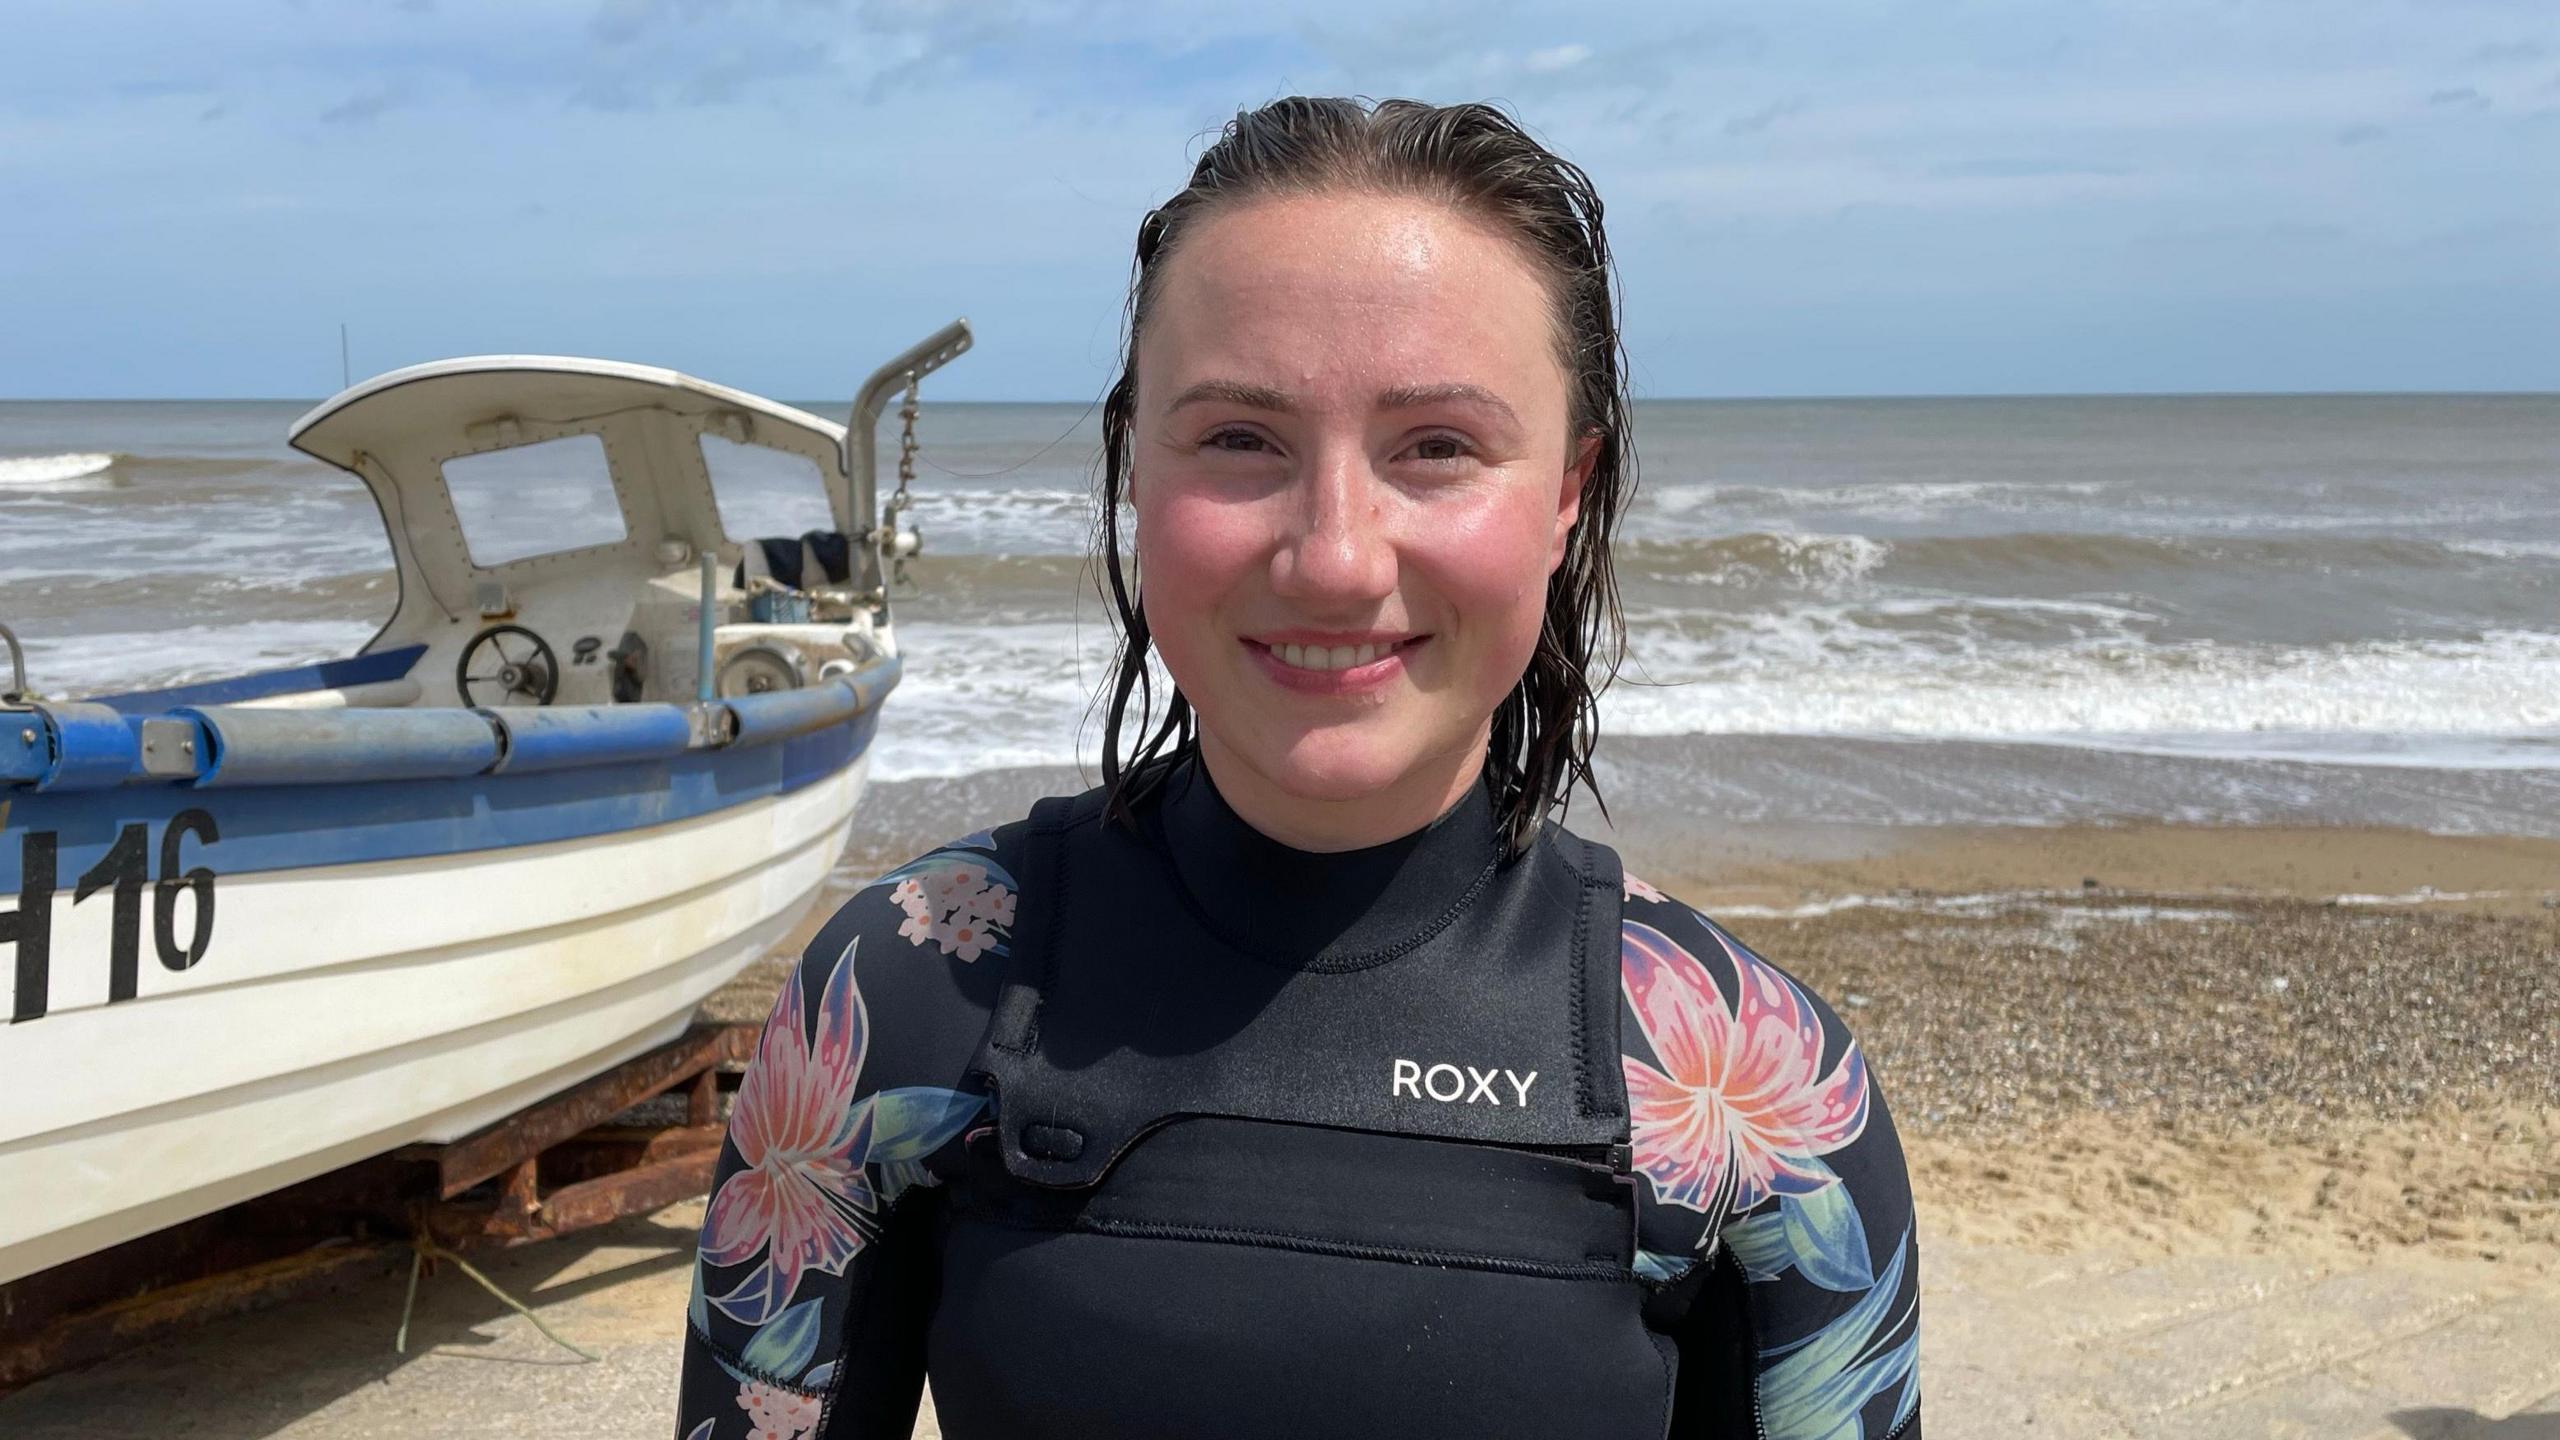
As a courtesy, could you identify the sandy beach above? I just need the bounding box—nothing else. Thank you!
[5,820,2556,1437]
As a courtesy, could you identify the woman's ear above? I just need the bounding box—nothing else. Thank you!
[1550,430,1600,571]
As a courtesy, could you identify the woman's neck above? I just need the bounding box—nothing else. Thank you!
[1192,729,1490,854]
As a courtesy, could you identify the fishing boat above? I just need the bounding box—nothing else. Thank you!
[0,321,970,1287]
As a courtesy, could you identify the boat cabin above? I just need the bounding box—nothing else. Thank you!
[289,356,873,712]
[82,323,967,719]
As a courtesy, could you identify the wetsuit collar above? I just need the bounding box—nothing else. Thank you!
[1151,754,1504,970]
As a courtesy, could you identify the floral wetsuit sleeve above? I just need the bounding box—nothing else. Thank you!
[673,831,1019,1440]
[1618,875,1924,1440]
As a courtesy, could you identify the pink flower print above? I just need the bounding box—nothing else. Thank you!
[882,854,1017,962]
[895,907,934,946]
[1620,919,1869,1225]
[930,863,981,904]
[737,1378,824,1440]
[1623,873,1667,904]
[940,916,995,962]
[699,939,876,1323]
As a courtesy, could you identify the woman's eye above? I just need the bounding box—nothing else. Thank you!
[1204,428,1272,455]
[1408,434,1471,464]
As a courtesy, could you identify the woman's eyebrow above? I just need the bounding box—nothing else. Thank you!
[1166,379,1521,427]
[1377,383,1520,427]
[1168,379,1296,413]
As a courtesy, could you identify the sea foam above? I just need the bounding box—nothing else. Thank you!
[0,452,117,487]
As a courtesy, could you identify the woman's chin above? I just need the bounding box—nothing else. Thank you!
[1226,728,1449,804]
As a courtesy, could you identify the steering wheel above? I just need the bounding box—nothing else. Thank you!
[456,624,560,707]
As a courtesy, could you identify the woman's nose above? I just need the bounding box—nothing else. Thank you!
[1269,441,1396,603]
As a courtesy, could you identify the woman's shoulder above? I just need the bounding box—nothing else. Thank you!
[774,817,1038,1097]
[1608,868,1903,1218]
[1611,868,1866,1055]
[1610,870,1922,1438]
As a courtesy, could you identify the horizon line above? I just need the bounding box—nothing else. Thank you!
[6,385,2558,406]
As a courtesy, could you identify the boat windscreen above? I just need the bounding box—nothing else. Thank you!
[699,432,835,542]
[441,435,628,567]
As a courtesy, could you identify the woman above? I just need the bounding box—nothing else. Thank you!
[675,97,1921,1440]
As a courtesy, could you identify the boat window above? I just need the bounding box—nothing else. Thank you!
[700,433,835,541]
[440,435,627,567]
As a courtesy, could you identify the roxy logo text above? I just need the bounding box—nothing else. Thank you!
[1391,1059,1538,1106]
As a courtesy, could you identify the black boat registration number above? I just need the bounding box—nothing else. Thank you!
[3,810,220,1024]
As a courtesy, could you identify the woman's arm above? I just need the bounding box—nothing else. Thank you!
[674,833,1022,1439]
[1619,881,1924,1439]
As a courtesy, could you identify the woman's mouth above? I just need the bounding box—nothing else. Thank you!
[1245,634,1426,693]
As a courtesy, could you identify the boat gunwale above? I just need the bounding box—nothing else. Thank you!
[0,653,900,795]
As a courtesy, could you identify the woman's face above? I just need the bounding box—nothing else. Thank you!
[1130,189,1594,819]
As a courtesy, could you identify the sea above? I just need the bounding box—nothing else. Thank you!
[5,394,2557,843]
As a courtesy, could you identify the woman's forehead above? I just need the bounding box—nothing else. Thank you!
[1140,191,1566,410]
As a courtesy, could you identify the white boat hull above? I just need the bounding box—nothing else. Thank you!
[0,753,868,1287]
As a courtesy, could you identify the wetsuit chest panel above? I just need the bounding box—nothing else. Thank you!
[979,796,1628,1189]
[930,1118,1673,1440]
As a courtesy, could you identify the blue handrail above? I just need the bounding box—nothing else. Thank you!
[0,655,902,793]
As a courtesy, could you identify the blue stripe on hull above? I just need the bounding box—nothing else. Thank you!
[84,646,429,715]
[0,706,874,894]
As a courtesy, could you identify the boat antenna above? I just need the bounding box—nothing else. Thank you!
[339,323,351,389]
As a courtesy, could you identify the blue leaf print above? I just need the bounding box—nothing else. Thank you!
[1723,1210,1794,1285]
[1723,1158,1873,1292]
[684,1421,715,1440]
[877,849,1021,900]
[1634,1249,1699,1283]
[876,1158,931,1206]
[708,1258,786,1327]
[740,1296,826,1381]
[1781,1180,1876,1293]
[864,1086,990,1164]
[1759,1224,1919,1440]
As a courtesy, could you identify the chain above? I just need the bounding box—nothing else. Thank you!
[881,373,923,587]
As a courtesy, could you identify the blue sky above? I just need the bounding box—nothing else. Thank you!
[3,1,2555,399]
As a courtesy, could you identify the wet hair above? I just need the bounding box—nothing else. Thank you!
[1092,95,1636,856]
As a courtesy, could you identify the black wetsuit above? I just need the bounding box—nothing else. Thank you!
[674,759,1922,1439]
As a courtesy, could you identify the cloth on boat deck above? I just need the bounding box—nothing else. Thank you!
[732,531,853,591]
[672,756,1925,1440]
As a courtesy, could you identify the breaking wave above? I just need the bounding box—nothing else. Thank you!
[0,451,118,487]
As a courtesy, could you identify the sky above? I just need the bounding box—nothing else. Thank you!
[3,1,2555,400]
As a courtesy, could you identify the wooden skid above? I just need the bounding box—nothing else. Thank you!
[0,1023,752,1392]
[406,1022,755,1200]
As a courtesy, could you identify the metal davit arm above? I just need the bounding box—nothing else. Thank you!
[841,319,973,607]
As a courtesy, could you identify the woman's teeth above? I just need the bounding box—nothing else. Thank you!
[1270,641,1393,671]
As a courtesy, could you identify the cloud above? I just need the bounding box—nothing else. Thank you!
[591,0,656,45]
[2404,216,2555,252]
[2145,219,2347,246]
[1931,156,2133,178]
[1522,43,1590,74]
[319,87,402,125]
[679,42,831,104]
[1721,96,1801,137]
[2465,40,2546,66]
[2335,122,2386,144]
[2426,86,2490,109]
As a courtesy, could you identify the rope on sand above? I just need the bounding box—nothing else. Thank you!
[394,1232,598,1363]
